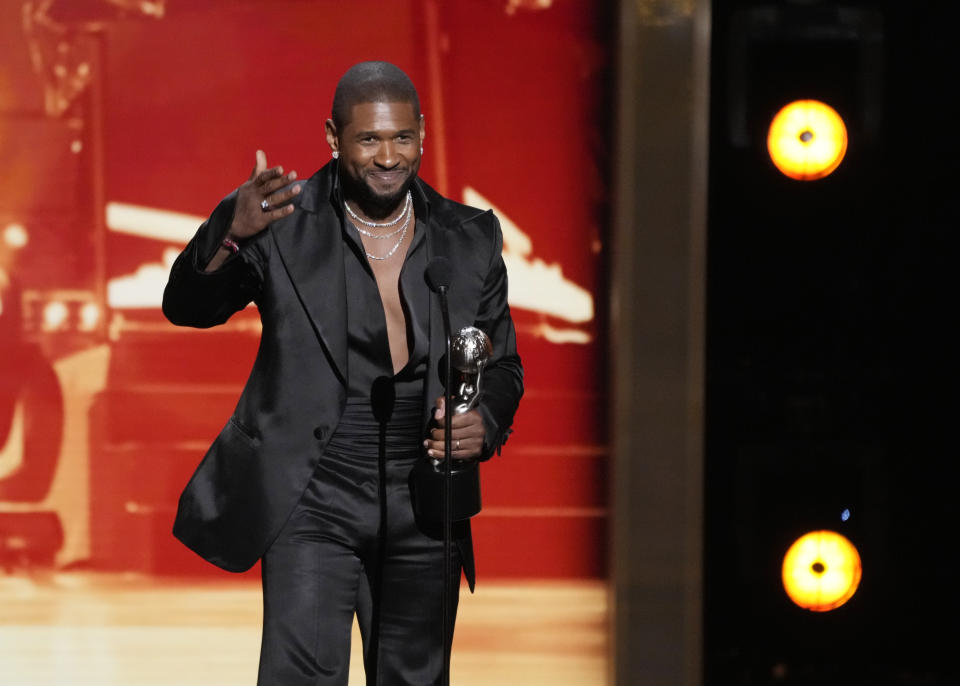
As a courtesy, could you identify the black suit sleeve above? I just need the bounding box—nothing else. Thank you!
[473,215,523,459]
[162,191,268,328]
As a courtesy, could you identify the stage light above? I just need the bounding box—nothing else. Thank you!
[3,223,29,249]
[782,530,861,612]
[42,300,69,331]
[767,100,848,180]
[78,302,101,331]
[506,0,553,14]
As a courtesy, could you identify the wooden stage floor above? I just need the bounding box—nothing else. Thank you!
[0,573,607,686]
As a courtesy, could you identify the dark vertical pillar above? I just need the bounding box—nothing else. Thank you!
[610,2,710,685]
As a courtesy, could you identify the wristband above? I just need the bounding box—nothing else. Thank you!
[221,237,240,254]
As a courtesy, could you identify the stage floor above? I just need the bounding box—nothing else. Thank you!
[1,572,607,685]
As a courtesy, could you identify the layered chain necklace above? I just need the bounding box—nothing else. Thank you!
[345,191,412,261]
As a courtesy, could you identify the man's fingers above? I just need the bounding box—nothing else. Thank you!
[434,410,484,430]
[264,182,302,208]
[429,421,485,441]
[256,165,285,186]
[449,412,482,428]
[266,204,296,222]
[429,431,485,446]
[261,171,298,196]
[423,435,483,460]
[426,399,484,458]
[262,181,302,212]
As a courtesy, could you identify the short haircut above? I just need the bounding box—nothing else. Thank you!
[331,61,421,130]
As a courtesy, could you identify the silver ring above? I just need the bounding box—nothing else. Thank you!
[456,440,461,450]
[260,199,270,212]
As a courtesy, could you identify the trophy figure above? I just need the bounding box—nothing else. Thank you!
[450,326,493,415]
[411,326,491,523]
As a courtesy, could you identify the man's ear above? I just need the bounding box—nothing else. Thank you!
[419,114,426,144]
[325,118,339,156]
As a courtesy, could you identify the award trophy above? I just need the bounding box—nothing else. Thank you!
[411,326,491,523]
[450,326,492,414]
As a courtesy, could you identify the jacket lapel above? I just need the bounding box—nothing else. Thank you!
[423,187,444,429]
[272,165,348,385]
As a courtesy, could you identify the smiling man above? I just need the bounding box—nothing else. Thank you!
[162,61,523,686]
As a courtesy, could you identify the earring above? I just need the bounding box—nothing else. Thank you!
[332,151,339,159]
[420,146,424,156]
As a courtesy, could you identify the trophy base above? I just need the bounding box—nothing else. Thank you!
[410,458,482,523]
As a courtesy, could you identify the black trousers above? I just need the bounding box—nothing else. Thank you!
[257,406,460,686]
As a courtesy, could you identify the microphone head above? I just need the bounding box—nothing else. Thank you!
[425,256,453,293]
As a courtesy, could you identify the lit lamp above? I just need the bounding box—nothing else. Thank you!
[3,223,29,249]
[782,530,861,612]
[767,99,848,180]
[42,301,69,331]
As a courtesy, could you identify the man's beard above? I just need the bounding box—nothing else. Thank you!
[342,168,417,220]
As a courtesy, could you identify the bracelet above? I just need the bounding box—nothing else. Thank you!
[221,237,240,254]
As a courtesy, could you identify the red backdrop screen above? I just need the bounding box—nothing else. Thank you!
[0,0,610,579]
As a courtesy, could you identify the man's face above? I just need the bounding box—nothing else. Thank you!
[327,100,424,215]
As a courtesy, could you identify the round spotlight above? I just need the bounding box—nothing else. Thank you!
[782,530,862,612]
[78,302,101,331]
[43,300,69,331]
[767,100,848,180]
[4,223,29,249]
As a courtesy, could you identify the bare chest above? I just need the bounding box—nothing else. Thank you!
[360,224,416,374]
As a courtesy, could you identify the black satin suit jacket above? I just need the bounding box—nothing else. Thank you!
[161,162,523,589]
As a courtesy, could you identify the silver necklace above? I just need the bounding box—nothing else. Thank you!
[358,209,411,261]
[345,191,411,229]
[353,201,410,239]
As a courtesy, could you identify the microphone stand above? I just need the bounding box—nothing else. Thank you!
[438,283,454,686]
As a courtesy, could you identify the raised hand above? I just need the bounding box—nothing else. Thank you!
[229,150,301,240]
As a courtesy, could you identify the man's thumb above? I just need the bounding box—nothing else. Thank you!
[250,149,267,180]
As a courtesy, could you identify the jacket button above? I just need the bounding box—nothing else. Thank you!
[313,427,325,440]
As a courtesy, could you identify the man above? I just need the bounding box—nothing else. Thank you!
[162,61,523,686]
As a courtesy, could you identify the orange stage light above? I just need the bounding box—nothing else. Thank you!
[782,530,862,612]
[78,302,101,331]
[767,99,848,180]
[42,300,69,331]
[3,223,29,249]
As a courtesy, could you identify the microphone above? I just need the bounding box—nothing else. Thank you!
[423,256,455,502]
[425,256,452,294]
[417,257,484,521]
[418,260,487,521]
[423,255,456,686]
